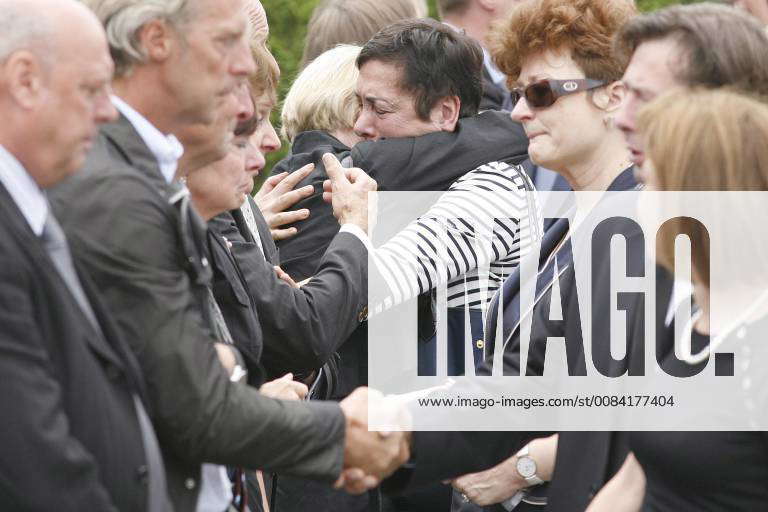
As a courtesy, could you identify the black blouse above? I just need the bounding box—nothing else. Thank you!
[631,329,768,511]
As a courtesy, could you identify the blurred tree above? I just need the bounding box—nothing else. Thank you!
[259,0,703,188]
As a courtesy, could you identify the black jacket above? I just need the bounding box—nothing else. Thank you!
[275,111,529,281]
[209,196,368,383]
[480,65,511,112]
[0,183,150,511]
[50,115,348,511]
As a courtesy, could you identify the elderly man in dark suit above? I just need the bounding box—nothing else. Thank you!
[49,0,408,510]
[0,1,170,510]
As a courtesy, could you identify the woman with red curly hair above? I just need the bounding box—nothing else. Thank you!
[450,0,640,511]
[492,0,636,192]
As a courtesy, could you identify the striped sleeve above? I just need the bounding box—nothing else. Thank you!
[370,162,542,315]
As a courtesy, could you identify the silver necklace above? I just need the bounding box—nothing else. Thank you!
[679,289,768,365]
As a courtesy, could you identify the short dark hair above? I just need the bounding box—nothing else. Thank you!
[616,3,768,95]
[357,19,484,120]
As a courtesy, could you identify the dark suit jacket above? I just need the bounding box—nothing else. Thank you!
[207,223,266,385]
[209,201,368,382]
[50,115,347,511]
[479,65,511,112]
[0,183,150,511]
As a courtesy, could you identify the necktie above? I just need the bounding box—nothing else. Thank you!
[40,213,171,512]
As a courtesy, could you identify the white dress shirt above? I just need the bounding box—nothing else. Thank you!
[111,96,184,183]
[0,144,47,235]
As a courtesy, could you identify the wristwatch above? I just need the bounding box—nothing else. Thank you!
[515,444,544,487]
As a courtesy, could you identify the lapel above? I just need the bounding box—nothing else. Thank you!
[488,168,638,351]
[100,114,166,190]
[0,183,126,370]
[486,216,571,345]
[208,229,252,308]
[249,197,279,265]
[231,197,279,265]
[230,208,256,244]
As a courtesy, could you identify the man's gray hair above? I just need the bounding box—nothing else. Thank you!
[83,0,196,77]
[0,0,55,64]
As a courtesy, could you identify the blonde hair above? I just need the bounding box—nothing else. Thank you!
[249,42,280,104]
[639,88,768,287]
[280,44,361,143]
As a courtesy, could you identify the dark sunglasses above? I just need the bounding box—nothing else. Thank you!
[511,78,606,109]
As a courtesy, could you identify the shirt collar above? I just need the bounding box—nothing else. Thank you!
[111,96,184,183]
[0,144,48,235]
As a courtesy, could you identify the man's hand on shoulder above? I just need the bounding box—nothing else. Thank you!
[322,154,377,235]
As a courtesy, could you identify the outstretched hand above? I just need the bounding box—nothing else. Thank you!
[254,163,315,241]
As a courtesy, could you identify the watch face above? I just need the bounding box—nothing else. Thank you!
[517,456,537,479]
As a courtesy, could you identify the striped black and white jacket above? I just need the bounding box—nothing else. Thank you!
[370,161,542,317]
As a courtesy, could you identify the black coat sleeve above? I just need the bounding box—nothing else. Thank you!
[214,212,368,378]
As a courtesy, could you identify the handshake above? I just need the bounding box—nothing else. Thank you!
[336,387,412,494]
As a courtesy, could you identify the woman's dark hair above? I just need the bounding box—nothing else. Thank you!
[357,18,484,120]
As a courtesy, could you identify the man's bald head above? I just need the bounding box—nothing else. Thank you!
[0,0,116,187]
[0,0,103,64]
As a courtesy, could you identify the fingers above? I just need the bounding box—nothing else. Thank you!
[340,388,410,483]
[274,265,300,288]
[323,153,347,185]
[345,167,378,190]
[289,380,309,400]
[273,163,314,193]
[257,171,288,195]
[268,208,310,229]
[271,227,299,241]
[271,185,314,214]
[334,468,380,495]
[260,374,308,400]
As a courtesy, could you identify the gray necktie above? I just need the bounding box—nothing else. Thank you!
[41,213,171,512]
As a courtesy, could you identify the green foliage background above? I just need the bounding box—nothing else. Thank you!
[258,0,702,184]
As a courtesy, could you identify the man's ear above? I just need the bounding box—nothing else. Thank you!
[2,51,45,110]
[432,95,461,132]
[138,19,175,62]
[593,80,626,114]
